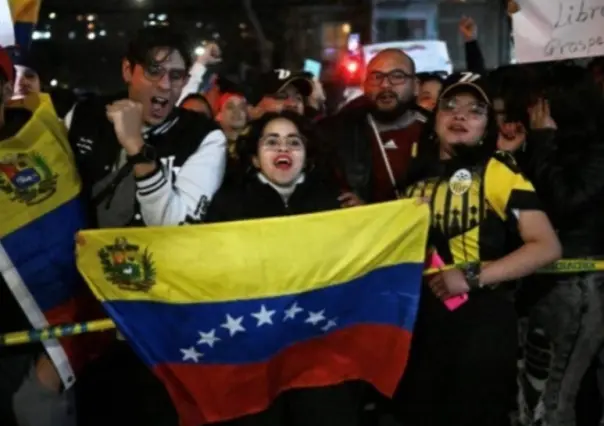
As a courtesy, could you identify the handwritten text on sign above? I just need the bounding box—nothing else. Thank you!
[513,0,604,63]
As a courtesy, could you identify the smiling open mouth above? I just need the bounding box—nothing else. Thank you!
[151,96,169,107]
[274,155,292,170]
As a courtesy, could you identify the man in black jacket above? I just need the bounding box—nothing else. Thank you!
[70,27,226,426]
[318,49,427,206]
[65,27,226,229]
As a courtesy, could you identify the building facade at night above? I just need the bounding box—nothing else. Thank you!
[31,0,510,92]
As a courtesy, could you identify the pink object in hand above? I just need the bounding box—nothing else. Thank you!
[444,294,469,311]
[427,251,469,311]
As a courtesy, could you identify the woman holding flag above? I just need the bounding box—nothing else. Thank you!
[205,111,362,426]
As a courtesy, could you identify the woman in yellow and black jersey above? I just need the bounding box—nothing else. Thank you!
[394,73,561,426]
[406,145,540,266]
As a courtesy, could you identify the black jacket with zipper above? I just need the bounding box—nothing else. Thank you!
[204,171,341,223]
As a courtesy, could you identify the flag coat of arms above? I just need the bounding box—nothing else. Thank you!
[76,200,430,425]
[0,94,102,388]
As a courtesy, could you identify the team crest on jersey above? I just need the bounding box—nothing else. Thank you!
[0,152,58,205]
[448,168,473,195]
[98,237,156,292]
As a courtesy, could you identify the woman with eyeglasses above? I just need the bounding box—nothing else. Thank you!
[393,73,561,426]
[203,111,363,426]
[205,111,342,222]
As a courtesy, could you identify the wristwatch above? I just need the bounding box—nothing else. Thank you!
[127,144,157,165]
[463,262,483,290]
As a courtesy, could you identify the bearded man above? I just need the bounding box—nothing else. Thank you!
[319,49,427,206]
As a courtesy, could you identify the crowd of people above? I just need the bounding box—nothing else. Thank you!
[0,11,603,426]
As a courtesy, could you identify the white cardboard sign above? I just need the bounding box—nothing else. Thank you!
[363,40,453,74]
[513,0,604,63]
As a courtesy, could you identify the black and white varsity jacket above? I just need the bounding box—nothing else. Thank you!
[65,93,227,227]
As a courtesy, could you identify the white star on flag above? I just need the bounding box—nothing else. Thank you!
[197,329,220,347]
[221,314,246,337]
[321,318,338,332]
[283,302,303,321]
[305,310,326,326]
[180,346,203,362]
[251,304,276,326]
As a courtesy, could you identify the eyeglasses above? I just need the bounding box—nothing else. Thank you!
[438,97,488,117]
[259,135,305,151]
[366,70,413,86]
[143,63,188,86]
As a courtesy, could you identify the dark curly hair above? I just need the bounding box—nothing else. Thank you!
[235,111,324,172]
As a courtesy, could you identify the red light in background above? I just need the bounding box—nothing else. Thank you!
[345,60,359,74]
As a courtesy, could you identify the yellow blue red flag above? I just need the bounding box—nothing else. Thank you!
[0,93,104,388]
[76,200,430,425]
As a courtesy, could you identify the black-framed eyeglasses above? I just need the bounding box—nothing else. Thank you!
[438,97,488,117]
[366,70,413,86]
[143,63,188,86]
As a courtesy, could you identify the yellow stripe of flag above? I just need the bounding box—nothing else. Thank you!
[76,200,430,304]
[0,94,81,238]
[8,0,41,24]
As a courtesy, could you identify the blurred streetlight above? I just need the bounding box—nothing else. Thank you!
[50,79,58,87]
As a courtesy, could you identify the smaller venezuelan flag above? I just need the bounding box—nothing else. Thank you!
[0,93,105,388]
[76,200,430,425]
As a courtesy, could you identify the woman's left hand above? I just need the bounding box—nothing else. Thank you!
[427,268,470,300]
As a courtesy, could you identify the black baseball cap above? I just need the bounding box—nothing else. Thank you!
[439,72,492,105]
[250,69,313,105]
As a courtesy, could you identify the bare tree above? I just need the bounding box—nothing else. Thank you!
[242,0,274,72]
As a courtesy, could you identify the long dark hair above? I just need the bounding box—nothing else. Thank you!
[404,91,499,187]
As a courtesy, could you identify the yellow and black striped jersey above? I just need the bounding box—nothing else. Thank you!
[404,151,542,265]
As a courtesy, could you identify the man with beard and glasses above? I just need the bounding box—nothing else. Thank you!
[319,49,426,206]
[69,27,226,426]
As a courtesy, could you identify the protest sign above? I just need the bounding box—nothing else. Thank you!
[513,0,604,63]
[363,40,452,74]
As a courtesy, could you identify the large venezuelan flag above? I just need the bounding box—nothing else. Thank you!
[7,0,41,50]
[76,200,430,425]
[0,94,100,388]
